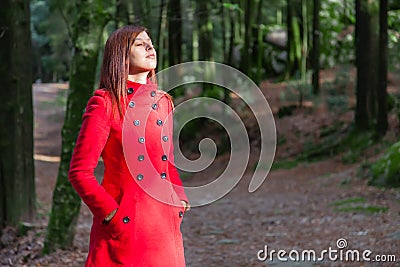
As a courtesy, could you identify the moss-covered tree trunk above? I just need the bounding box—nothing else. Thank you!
[285,0,302,78]
[0,0,35,230]
[43,0,112,253]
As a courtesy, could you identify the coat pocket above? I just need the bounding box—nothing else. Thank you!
[102,193,136,239]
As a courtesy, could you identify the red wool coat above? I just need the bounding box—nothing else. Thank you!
[69,80,188,267]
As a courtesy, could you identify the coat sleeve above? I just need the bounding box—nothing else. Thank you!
[166,98,189,204]
[68,93,118,220]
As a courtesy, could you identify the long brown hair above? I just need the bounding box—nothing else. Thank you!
[98,25,156,118]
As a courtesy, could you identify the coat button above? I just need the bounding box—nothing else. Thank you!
[127,88,134,94]
[137,174,143,181]
[161,155,167,161]
[160,172,167,179]
[123,216,130,223]
[133,120,140,126]
[150,91,156,97]
[138,137,145,143]
[179,211,184,218]
[138,155,145,161]
[156,119,163,126]
[162,136,168,142]
[128,101,135,108]
[152,103,158,110]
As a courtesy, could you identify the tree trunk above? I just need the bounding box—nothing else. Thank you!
[157,0,168,70]
[197,1,213,61]
[255,0,264,85]
[133,1,150,28]
[227,3,237,66]
[241,0,253,74]
[115,0,130,28]
[299,0,309,107]
[220,0,227,62]
[0,0,35,230]
[377,0,388,135]
[312,0,321,95]
[196,0,214,95]
[168,0,182,65]
[355,0,380,130]
[286,0,302,78]
[355,0,371,130]
[43,0,111,253]
[368,1,380,120]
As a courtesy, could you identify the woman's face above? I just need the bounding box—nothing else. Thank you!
[128,31,157,75]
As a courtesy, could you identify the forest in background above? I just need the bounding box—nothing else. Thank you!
[31,0,400,84]
[1,0,400,262]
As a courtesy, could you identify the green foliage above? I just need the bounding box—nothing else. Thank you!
[338,129,375,164]
[277,105,297,118]
[319,121,344,138]
[334,205,388,213]
[55,90,68,107]
[178,118,230,157]
[222,2,242,13]
[31,1,49,47]
[36,89,67,111]
[388,9,400,73]
[31,0,400,84]
[270,159,299,170]
[31,0,115,82]
[387,93,400,123]
[325,94,348,113]
[369,141,400,188]
[281,73,313,107]
[31,0,71,82]
[341,149,361,164]
[277,135,287,146]
[331,197,366,206]
[201,85,225,100]
[331,197,388,214]
[298,126,375,163]
[319,0,355,67]
[323,66,350,114]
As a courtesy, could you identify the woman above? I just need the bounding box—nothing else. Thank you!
[68,25,189,267]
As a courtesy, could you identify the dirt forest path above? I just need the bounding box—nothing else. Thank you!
[3,83,398,267]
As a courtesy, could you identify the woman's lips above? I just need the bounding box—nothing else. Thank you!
[146,54,155,58]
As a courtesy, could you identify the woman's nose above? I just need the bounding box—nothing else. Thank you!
[145,44,153,51]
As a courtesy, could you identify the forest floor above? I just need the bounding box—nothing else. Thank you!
[1,66,400,267]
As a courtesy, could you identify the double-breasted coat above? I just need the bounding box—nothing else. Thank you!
[68,80,188,267]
